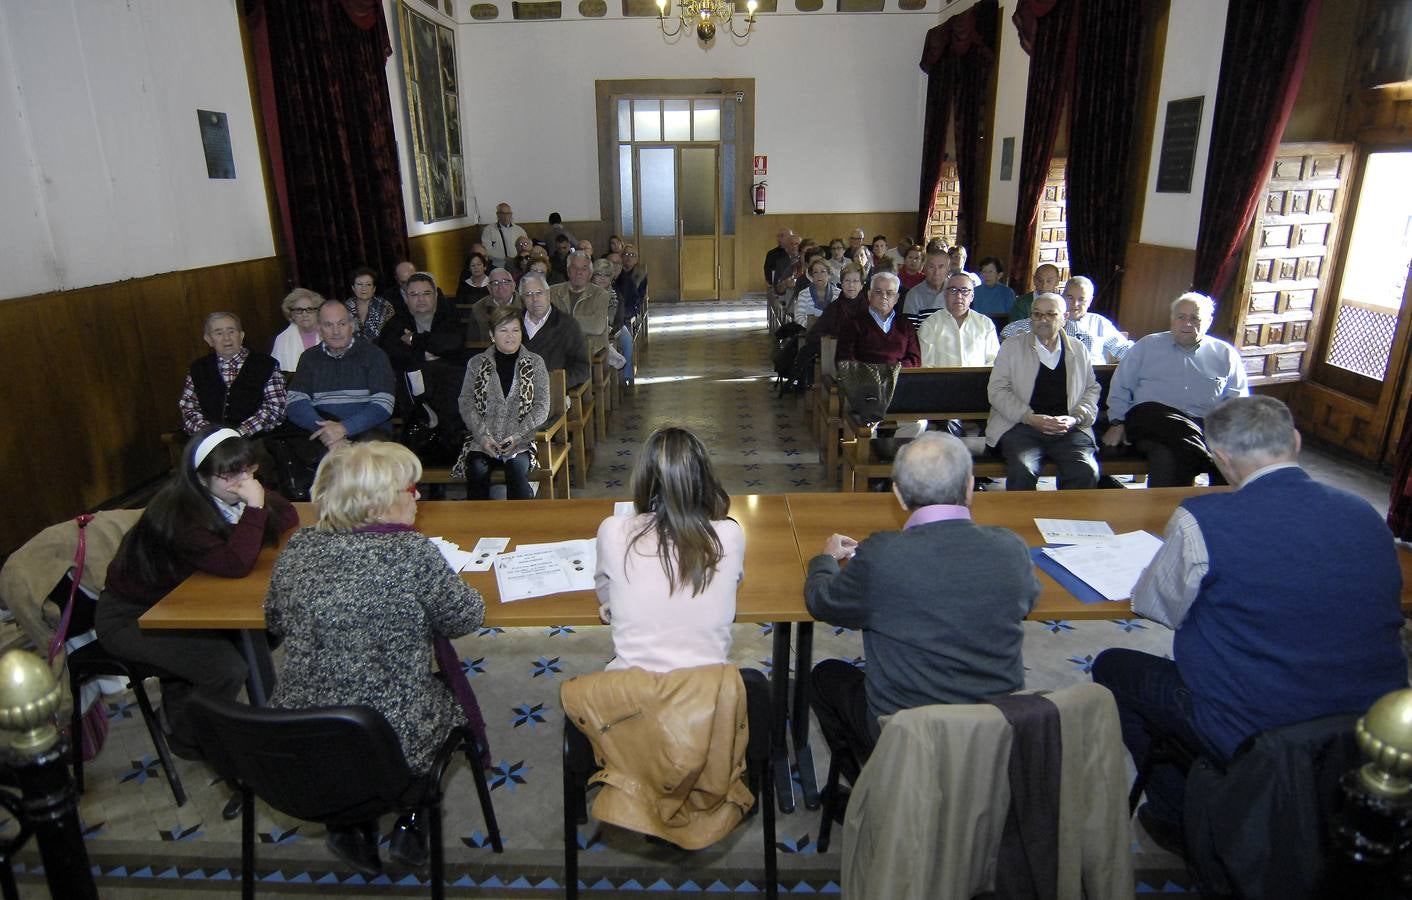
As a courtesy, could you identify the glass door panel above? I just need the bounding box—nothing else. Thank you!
[679,146,718,300]
[636,146,679,300]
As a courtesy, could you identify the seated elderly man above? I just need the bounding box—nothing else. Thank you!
[1092,396,1406,852]
[986,293,1100,490]
[379,272,467,424]
[466,268,522,342]
[806,432,1040,783]
[918,272,1000,367]
[551,251,612,355]
[287,299,396,447]
[1009,263,1062,321]
[179,312,287,436]
[899,249,950,329]
[1062,276,1131,362]
[520,272,590,388]
[999,273,1101,352]
[1103,292,1248,487]
[834,271,920,367]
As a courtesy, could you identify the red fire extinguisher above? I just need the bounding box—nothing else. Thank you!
[753,181,766,215]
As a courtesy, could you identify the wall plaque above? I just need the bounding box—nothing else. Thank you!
[1156,96,1204,194]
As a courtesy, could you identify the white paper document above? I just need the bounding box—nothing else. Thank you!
[613,501,636,517]
[1040,531,1164,601]
[463,537,511,572]
[427,537,476,573]
[493,538,598,601]
[1033,518,1115,545]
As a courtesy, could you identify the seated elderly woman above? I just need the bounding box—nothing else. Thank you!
[595,427,744,671]
[265,441,485,876]
[272,287,325,372]
[454,305,551,500]
[793,256,841,327]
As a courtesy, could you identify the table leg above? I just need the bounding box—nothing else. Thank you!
[770,624,795,814]
[790,622,820,810]
[239,630,270,707]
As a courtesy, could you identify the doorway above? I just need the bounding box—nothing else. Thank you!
[612,95,739,301]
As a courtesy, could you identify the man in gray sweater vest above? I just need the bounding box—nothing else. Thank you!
[806,432,1040,785]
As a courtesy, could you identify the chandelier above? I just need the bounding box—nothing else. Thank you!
[655,0,758,43]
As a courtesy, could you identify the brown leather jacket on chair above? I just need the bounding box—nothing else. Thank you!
[559,663,753,850]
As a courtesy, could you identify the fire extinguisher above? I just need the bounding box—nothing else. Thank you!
[753,181,766,215]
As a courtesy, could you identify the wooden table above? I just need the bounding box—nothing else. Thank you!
[141,496,806,631]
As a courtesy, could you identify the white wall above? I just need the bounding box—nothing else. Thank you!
[1137,0,1227,249]
[446,14,935,223]
[0,0,274,301]
[985,0,1028,227]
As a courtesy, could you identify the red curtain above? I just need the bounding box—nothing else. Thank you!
[1191,0,1322,301]
[245,0,409,299]
[1007,0,1078,291]
[1065,0,1144,319]
[916,0,998,247]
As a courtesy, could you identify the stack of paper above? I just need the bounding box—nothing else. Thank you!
[427,537,476,573]
[1039,531,1164,602]
[1033,518,1115,544]
[494,539,597,602]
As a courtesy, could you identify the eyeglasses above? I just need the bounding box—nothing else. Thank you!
[1031,311,1062,319]
[624,252,638,258]
[216,465,258,482]
[489,278,513,286]
[291,307,318,314]
[522,289,548,299]
[946,287,974,296]
[405,484,421,500]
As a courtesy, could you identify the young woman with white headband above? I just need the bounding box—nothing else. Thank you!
[97,426,298,759]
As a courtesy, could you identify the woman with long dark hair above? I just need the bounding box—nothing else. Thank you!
[594,427,744,672]
[97,427,298,757]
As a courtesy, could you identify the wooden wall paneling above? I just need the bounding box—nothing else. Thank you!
[408,225,478,296]
[1117,241,1195,339]
[1291,381,1386,460]
[976,221,1014,272]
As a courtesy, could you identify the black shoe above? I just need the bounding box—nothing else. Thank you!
[1137,803,1186,857]
[222,794,243,821]
[388,813,429,870]
[326,825,383,878]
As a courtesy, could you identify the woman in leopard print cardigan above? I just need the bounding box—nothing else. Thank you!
[455,306,550,499]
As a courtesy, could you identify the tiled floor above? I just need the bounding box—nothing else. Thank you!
[9,298,1395,897]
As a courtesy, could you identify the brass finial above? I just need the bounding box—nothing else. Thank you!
[1356,688,1412,798]
[0,649,62,758]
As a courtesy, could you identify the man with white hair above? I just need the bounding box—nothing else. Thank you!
[519,272,590,388]
[1092,396,1405,852]
[805,432,1039,781]
[178,312,287,436]
[986,293,1100,490]
[1102,292,1248,487]
[481,202,528,269]
[551,251,612,355]
[917,272,1000,367]
[834,271,920,367]
[1062,276,1131,362]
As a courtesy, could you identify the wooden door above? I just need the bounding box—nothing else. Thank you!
[678,145,719,300]
[1033,159,1069,280]
[635,146,680,302]
[926,161,960,248]
[1231,143,1354,385]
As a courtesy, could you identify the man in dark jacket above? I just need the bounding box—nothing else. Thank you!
[379,272,467,426]
[520,273,589,388]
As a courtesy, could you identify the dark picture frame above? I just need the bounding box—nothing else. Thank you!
[398,1,466,222]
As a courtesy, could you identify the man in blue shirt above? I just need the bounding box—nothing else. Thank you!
[1101,292,1248,486]
[1092,395,1405,852]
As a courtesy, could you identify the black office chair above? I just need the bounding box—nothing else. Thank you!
[60,586,186,807]
[814,745,858,854]
[186,693,503,900]
[562,668,776,900]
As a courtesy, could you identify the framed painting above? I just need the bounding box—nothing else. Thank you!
[398,1,467,222]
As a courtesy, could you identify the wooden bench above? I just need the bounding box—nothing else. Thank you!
[420,368,572,499]
[839,365,1151,491]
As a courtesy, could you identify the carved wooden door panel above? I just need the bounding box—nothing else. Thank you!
[1033,159,1069,281]
[1231,143,1353,385]
[927,161,960,248]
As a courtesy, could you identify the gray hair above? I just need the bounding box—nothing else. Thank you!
[1171,291,1216,320]
[1063,275,1094,298]
[1203,396,1296,463]
[869,270,901,293]
[488,267,513,283]
[892,433,973,508]
[204,311,241,333]
[1031,292,1066,314]
[519,273,549,295]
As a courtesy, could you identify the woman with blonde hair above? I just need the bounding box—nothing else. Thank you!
[265,440,485,876]
[594,427,744,672]
[272,287,325,371]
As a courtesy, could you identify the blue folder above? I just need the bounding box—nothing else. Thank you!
[1030,545,1116,605]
